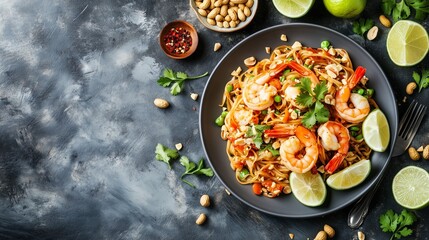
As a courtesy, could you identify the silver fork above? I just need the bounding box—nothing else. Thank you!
[348,100,427,229]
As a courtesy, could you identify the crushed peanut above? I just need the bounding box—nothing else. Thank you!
[280,34,287,41]
[175,143,183,150]
[190,93,199,101]
[214,42,222,52]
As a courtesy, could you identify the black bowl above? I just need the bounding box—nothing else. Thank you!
[199,23,398,218]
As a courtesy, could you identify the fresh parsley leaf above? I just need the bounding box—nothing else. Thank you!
[296,79,330,128]
[352,18,374,36]
[412,69,429,92]
[157,68,208,95]
[155,143,179,169]
[379,209,417,239]
[179,157,213,187]
[407,0,429,21]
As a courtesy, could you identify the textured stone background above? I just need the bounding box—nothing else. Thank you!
[0,0,428,239]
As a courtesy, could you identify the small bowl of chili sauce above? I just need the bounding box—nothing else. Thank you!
[159,20,198,59]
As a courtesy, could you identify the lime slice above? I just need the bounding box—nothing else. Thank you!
[290,171,326,207]
[392,166,429,209]
[273,0,315,18]
[387,20,429,66]
[362,109,390,152]
[326,159,371,190]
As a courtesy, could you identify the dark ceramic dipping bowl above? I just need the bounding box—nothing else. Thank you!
[159,20,198,59]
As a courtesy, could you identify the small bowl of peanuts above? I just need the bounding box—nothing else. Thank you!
[190,0,258,32]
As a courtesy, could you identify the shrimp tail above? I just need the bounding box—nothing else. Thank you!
[255,63,289,84]
[325,152,345,174]
[348,66,366,89]
[264,125,295,138]
[287,61,319,84]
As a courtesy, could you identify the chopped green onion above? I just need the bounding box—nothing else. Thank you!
[349,126,360,132]
[261,109,268,115]
[321,40,330,50]
[239,168,250,180]
[355,134,363,140]
[351,131,358,137]
[357,89,365,95]
[226,84,233,92]
[215,111,228,126]
[274,95,282,103]
[366,88,374,97]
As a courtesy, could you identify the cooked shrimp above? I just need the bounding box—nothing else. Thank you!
[335,66,370,123]
[242,82,278,111]
[279,126,318,173]
[317,121,350,174]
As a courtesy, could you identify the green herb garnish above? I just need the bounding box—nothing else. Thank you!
[352,18,374,36]
[155,143,179,169]
[379,209,417,239]
[412,69,429,92]
[179,156,214,187]
[382,0,429,21]
[295,78,330,129]
[246,125,272,149]
[157,68,208,95]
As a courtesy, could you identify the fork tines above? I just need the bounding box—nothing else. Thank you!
[398,100,427,141]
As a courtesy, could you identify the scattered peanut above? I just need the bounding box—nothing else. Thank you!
[244,56,256,67]
[323,224,335,238]
[214,42,222,52]
[265,47,271,54]
[175,143,183,151]
[280,34,288,42]
[154,98,169,109]
[200,194,211,207]
[406,82,417,95]
[367,26,378,41]
[195,213,207,225]
[314,230,328,240]
[408,147,420,161]
[423,145,429,160]
[224,188,231,195]
[417,146,424,152]
[289,233,294,239]
[379,15,392,28]
[194,0,253,29]
[357,231,365,240]
[190,93,199,101]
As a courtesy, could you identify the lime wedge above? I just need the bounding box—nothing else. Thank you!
[362,109,390,152]
[272,0,315,18]
[326,159,371,190]
[387,20,429,66]
[392,166,429,209]
[290,171,326,207]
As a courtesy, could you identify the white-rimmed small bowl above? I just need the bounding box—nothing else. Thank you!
[190,0,258,33]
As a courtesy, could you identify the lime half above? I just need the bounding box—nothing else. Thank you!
[273,0,315,18]
[392,166,429,209]
[290,171,326,207]
[362,109,390,152]
[323,0,367,18]
[326,159,371,190]
[387,20,429,66]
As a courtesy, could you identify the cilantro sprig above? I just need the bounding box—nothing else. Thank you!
[180,156,214,187]
[246,125,271,149]
[352,18,374,36]
[155,143,213,187]
[155,143,179,169]
[412,69,429,92]
[379,209,417,239]
[157,68,209,95]
[382,0,429,21]
[295,78,330,129]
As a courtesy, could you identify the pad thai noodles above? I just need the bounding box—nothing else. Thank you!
[217,41,378,198]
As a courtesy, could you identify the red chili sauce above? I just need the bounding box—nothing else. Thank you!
[163,27,192,55]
